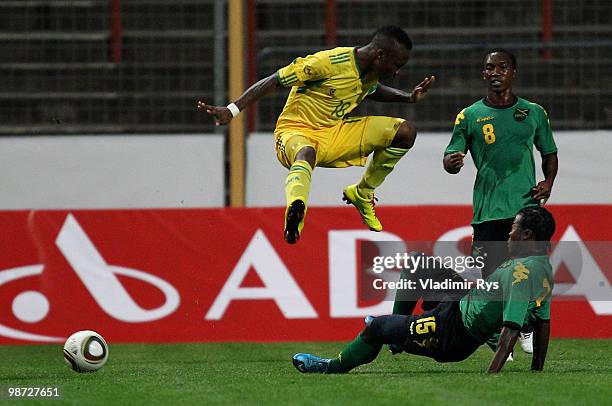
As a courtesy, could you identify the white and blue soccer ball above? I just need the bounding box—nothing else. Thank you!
[63,330,109,373]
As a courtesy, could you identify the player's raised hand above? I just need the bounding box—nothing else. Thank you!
[197,101,233,126]
[409,75,436,103]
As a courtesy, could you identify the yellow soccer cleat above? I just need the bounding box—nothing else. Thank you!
[342,184,382,232]
[284,199,306,244]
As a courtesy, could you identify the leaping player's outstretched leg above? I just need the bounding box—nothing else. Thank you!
[343,120,417,231]
[282,143,316,244]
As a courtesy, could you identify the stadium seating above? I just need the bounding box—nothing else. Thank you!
[0,0,609,134]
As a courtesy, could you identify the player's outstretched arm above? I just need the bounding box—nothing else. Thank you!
[531,320,550,371]
[367,76,435,103]
[197,72,280,126]
[487,326,519,373]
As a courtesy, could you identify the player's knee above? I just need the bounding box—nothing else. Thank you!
[361,317,384,345]
[294,146,316,168]
[361,315,387,345]
[391,121,417,149]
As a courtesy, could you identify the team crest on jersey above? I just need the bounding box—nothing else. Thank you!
[513,108,530,121]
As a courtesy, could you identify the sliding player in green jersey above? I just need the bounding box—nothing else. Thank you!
[292,206,555,374]
[198,26,435,244]
[442,49,558,353]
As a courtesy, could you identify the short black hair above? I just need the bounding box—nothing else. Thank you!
[371,25,412,51]
[517,206,556,241]
[485,48,517,69]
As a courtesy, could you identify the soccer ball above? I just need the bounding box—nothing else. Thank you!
[63,330,109,373]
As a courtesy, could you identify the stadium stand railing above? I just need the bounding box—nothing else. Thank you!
[0,0,610,134]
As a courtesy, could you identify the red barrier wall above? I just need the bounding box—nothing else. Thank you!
[1,205,610,344]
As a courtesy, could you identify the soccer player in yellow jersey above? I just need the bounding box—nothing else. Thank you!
[198,26,435,243]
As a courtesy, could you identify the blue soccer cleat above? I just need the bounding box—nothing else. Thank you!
[292,353,332,374]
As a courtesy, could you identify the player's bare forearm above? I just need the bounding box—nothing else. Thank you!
[234,73,281,111]
[533,153,558,202]
[367,76,435,104]
[197,72,280,126]
[531,320,550,371]
[367,84,412,103]
[542,153,558,185]
[487,326,519,373]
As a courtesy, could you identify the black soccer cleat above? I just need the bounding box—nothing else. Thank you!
[284,200,305,244]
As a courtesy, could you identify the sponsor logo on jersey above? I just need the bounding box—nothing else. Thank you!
[476,116,494,123]
[512,262,530,285]
[514,108,530,121]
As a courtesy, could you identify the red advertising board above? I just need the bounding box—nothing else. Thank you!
[1,205,611,344]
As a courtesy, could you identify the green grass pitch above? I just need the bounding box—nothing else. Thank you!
[1,339,610,405]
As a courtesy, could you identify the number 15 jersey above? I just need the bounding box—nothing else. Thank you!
[275,47,379,132]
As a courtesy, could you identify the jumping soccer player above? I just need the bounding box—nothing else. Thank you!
[442,49,558,352]
[198,26,435,244]
[292,206,555,374]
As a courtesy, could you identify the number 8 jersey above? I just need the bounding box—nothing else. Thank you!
[275,47,379,132]
[444,97,558,224]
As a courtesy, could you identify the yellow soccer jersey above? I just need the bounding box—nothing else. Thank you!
[275,47,379,131]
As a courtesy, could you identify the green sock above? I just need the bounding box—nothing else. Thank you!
[357,147,409,196]
[328,334,381,373]
[392,269,417,315]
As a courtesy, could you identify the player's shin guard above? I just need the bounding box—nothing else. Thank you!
[328,334,381,373]
[284,160,312,243]
[285,160,312,206]
[357,147,409,196]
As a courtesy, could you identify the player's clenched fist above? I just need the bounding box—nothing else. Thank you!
[197,101,233,126]
[443,152,465,174]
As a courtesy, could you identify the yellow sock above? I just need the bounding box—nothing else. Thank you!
[285,160,313,207]
[358,147,409,196]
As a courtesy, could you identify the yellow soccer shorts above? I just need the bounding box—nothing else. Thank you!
[274,116,405,169]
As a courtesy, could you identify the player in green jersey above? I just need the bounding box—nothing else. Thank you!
[292,206,555,374]
[444,49,558,277]
[443,49,558,352]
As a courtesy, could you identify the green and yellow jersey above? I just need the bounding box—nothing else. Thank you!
[459,255,553,343]
[444,97,558,224]
[275,47,379,131]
